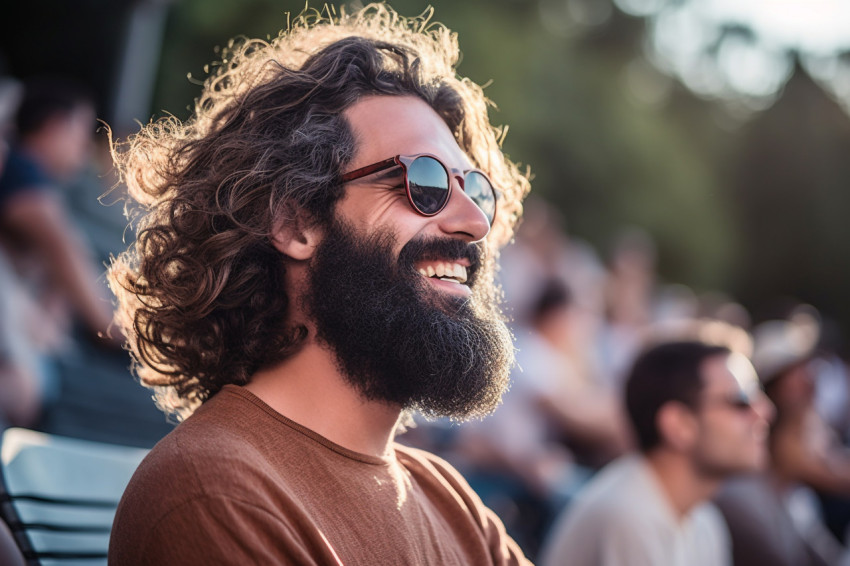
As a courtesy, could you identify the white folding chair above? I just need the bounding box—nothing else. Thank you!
[0,428,148,566]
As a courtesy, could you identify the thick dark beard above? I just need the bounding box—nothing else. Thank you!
[305,218,514,421]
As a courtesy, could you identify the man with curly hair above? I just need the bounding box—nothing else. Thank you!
[108,4,532,564]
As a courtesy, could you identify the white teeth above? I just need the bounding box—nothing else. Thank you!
[418,262,468,284]
[457,265,467,283]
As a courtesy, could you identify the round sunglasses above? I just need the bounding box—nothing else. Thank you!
[701,388,759,412]
[340,153,497,225]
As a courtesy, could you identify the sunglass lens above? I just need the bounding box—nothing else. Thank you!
[465,171,496,224]
[730,391,754,410]
[407,156,450,215]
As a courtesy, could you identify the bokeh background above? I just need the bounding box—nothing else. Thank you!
[3,0,850,339]
[5,2,850,562]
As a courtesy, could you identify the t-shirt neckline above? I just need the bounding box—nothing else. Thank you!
[219,384,394,466]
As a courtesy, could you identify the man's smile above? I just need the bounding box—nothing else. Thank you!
[416,261,469,284]
[414,259,472,296]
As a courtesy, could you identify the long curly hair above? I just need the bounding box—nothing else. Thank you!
[108,4,531,420]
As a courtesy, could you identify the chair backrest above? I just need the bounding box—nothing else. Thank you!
[0,428,149,566]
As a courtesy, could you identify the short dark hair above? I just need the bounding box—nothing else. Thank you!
[625,341,730,452]
[15,75,94,137]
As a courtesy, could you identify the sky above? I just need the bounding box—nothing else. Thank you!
[705,0,850,54]
[611,0,850,111]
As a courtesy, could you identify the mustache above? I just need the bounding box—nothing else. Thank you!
[398,237,484,285]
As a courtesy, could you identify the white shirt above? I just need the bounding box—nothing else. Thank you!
[539,455,731,566]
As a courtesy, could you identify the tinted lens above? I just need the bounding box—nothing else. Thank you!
[407,156,450,215]
[465,171,496,224]
[728,391,754,410]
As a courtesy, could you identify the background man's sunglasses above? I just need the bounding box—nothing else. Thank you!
[341,153,497,226]
[702,389,759,412]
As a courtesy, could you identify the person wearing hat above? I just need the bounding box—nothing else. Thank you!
[715,307,850,566]
[755,308,850,498]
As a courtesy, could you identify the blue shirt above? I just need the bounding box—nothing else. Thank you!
[0,148,52,209]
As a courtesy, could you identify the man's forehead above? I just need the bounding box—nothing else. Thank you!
[343,95,473,171]
[702,352,759,393]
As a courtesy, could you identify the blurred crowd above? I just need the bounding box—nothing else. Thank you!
[402,195,850,565]
[4,66,850,565]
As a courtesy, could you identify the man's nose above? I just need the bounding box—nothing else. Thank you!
[434,174,490,242]
[752,392,776,424]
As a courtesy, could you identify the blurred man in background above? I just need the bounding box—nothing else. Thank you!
[540,336,773,566]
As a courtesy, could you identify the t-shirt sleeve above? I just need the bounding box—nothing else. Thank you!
[109,495,344,566]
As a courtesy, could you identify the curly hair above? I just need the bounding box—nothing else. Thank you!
[108,3,531,420]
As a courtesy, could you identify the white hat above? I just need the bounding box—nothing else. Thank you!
[751,306,820,383]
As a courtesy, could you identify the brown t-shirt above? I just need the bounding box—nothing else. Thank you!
[108,385,531,565]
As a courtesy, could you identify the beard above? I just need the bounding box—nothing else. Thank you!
[305,217,515,421]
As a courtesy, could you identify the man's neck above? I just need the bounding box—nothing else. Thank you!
[245,340,402,459]
[645,451,721,520]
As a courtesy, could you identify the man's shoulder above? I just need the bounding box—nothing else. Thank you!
[546,457,664,540]
[122,413,257,499]
[539,457,676,566]
[112,388,305,552]
[118,387,291,507]
[570,456,655,511]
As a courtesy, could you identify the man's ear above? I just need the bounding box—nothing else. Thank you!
[656,402,699,451]
[270,213,323,261]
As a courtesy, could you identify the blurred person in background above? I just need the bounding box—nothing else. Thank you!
[497,196,619,467]
[0,72,45,427]
[498,195,609,386]
[108,6,533,564]
[597,227,658,388]
[716,307,850,566]
[0,75,116,345]
[454,275,630,560]
[811,318,850,550]
[0,75,119,427]
[540,333,773,566]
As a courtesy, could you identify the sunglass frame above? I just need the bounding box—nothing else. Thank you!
[340,153,497,224]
